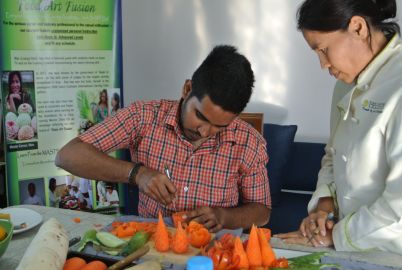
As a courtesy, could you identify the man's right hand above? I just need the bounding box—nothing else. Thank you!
[135,166,177,205]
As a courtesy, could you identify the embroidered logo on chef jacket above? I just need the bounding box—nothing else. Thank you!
[362,99,385,113]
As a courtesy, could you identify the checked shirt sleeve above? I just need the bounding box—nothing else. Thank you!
[239,139,271,208]
[79,103,142,153]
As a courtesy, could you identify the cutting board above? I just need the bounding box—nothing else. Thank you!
[79,216,215,265]
[141,226,213,265]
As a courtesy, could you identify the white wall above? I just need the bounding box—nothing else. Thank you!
[122,0,402,143]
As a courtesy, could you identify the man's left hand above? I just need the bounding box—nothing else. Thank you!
[186,206,225,233]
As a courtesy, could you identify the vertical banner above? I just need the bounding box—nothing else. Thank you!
[0,0,123,211]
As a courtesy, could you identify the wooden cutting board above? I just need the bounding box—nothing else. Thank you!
[140,227,209,265]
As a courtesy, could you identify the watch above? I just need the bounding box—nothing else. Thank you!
[128,162,144,185]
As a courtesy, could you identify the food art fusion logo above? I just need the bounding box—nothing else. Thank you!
[362,99,385,113]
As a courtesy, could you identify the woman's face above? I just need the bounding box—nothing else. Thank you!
[111,97,117,107]
[10,74,21,93]
[302,18,373,84]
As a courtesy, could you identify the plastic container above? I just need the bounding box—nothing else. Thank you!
[186,256,213,270]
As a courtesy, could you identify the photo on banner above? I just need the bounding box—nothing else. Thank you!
[2,70,38,151]
[0,0,124,206]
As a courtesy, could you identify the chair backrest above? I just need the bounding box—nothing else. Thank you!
[239,113,264,134]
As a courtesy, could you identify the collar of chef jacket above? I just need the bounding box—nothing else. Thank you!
[337,34,401,120]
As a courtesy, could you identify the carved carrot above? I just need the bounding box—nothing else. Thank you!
[257,227,276,267]
[171,222,189,254]
[232,236,249,269]
[154,211,170,252]
[246,225,262,268]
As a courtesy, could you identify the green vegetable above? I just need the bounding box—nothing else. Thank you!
[120,231,150,256]
[272,252,340,270]
[93,243,123,256]
[96,231,126,248]
[77,229,100,252]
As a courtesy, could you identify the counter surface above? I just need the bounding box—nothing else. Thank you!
[1,205,401,270]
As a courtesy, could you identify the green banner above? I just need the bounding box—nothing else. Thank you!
[0,0,123,212]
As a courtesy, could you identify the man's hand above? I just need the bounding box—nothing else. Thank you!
[186,206,225,233]
[135,166,177,206]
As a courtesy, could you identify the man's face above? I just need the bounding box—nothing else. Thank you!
[180,80,237,142]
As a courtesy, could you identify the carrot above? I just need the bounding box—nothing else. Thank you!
[257,227,276,267]
[171,222,189,254]
[63,257,86,270]
[246,225,262,268]
[80,260,107,270]
[232,236,249,269]
[154,211,170,252]
[172,211,188,228]
[189,226,211,248]
[260,227,271,242]
[72,217,81,223]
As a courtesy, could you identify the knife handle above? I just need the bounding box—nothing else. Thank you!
[107,245,150,270]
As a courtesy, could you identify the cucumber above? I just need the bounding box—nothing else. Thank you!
[77,229,100,252]
[120,231,150,256]
[96,231,126,248]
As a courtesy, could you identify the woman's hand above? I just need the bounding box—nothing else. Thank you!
[186,206,225,233]
[10,93,21,100]
[275,210,335,247]
[135,166,177,206]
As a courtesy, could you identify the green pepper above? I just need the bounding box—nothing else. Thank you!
[120,231,150,256]
[77,229,101,252]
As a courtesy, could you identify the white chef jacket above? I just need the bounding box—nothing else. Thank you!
[308,34,402,253]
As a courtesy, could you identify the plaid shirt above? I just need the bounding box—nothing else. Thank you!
[80,99,270,217]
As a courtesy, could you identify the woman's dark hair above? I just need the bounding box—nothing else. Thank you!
[99,89,108,105]
[297,0,400,35]
[190,45,255,114]
[8,71,22,93]
[112,92,120,111]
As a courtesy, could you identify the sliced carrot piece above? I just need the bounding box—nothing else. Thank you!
[232,236,249,269]
[72,217,81,223]
[246,225,262,267]
[257,227,276,267]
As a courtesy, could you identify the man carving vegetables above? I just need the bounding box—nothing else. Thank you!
[56,45,271,232]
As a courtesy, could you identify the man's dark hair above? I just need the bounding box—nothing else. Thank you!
[190,45,255,114]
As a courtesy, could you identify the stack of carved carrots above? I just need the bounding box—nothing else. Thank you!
[153,211,212,254]
[111,212,213,254]
[202,225,289,270]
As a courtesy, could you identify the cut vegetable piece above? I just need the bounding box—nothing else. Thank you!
[96,231,126,248]
[171,222,189,254]
[154,211,170,252]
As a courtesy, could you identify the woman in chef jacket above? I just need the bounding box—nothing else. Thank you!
[276,0,402,254]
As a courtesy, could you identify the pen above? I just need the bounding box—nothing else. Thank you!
[307,212,335,244]
[164,164,177,211]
